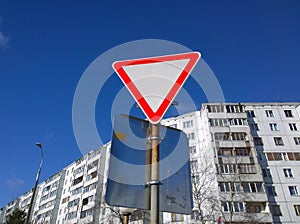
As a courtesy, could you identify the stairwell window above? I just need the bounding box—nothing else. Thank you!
[266,186,277,196]
[254,137,263,146]
[270,205,282,216]
[250,123,259,131]
[247,110,255,118]
[262,168,272,177]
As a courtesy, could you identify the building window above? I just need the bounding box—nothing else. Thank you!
[284,110,293,117]
[183,120,193,128]
[283,168,293,178]
[289,186,299,196]
[231,132,248,141]
[254,137,263,146]
[280,152,289,160]
[262,168,272,177]
[239,164,257,174]
[71,187,82,196]
[74,166,84,175]
[80,208,93,218]
[242,182,263,193]
[235,147,251,156]
[269,123,279,131]
[189,146,197,154]
[247,110,255,118]
[207,105,224,113]
[219,182,241,192]
[250,123,259,131]
[209,119,228,127]
[274,137,284,146]
[171,213,183,222]
[294,205,300,216]
[267,152,296,161]
[270,205,282,216]
[218,148,233,157]
[266,110,274,117]
[289,123,298,131]
[266,186,277,196]
[229,118,247,126]
[72,176,83,186]
[222,201,244,212]
[226,105,244,113]
[192,174,199,183]
[214,133,230,141]
[87,159,99,170]
[187,132,195,140]
[218,164,238,174]
[294,137,300,145]
[68,198,80,208]
[191,160,198,170]
[246,202,265,213]
[258,152,267,161]
[67,211,77,220]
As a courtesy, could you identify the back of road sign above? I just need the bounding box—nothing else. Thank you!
[112,52,200,124]
[105,115,193,214]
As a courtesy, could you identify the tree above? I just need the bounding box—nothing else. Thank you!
[5,208,26,224]
[190,151,220,223]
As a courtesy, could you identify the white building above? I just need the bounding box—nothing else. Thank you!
[0,144,113,224]
[1,102,300,224]
[245,103,300,223]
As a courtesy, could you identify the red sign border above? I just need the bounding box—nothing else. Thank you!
[113,52,201,124]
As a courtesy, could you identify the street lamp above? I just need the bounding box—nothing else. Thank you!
[25,143,44,224]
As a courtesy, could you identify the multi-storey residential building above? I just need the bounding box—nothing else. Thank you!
[162,102,300,224]
[56,146,110,224]
[0,144,111,224]
[1,102,300,224]
[31,170,66,223]
[163,104,272,224]
[245,103,300,224]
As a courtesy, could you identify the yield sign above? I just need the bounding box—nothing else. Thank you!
[113,52,200,124]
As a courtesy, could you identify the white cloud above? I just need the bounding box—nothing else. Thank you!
[6,178,25,189]
[0,17,9,48]
[0,31,9,47]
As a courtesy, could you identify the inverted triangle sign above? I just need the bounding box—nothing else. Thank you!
[113,52,201,124]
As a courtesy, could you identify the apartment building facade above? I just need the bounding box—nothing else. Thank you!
[0,144,113,224]
[162,102,300,224]
[245,103,300,223]
[1,102,300,224]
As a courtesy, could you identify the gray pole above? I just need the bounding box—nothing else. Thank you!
[150,123,159,224]
[25,143,44,224]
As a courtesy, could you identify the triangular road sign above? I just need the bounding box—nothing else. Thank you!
[113,52,201,124]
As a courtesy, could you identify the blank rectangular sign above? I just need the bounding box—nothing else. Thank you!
[105,115,193,214]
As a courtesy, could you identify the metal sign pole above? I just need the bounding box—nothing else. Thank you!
[150,123,160,224]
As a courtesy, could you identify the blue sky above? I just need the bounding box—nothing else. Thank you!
[0,0,300,207]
